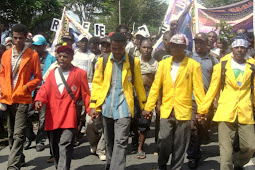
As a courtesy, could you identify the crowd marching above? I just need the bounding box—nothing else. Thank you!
[0,19,255,170]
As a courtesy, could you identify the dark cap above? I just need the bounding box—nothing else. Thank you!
[57,45,74,56]
[62,32,74,40]
[194,32,208,41]
[100,37,111,44]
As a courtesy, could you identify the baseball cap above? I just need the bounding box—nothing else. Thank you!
[169,34,188,45]
[194,32,208,41]
[100,37,111,44]
[78,34,89,42]
[62,32,74,40]
[135,30,149,38]
[32,35,47,45]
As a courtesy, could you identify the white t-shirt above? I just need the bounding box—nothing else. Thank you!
[55,68,70,94]
[72,50,95,72]
[171,61,181,83]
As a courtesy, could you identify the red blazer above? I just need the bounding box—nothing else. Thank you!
[35,66,90,131]
[0,47,42,104]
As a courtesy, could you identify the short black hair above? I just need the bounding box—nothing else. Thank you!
[110,32,127,43]
[11,24,28,37]
[116,24,129,32]
[89,36,100,45]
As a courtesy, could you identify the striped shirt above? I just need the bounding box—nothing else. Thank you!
[11,46,27,90]
[102,53,131,119]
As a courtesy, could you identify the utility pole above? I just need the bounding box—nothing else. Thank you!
[119,0,121,24]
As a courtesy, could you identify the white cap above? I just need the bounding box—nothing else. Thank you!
[135,30,149,38]
[78,34,89,42]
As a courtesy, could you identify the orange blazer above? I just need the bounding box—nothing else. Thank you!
[0,47,42,105]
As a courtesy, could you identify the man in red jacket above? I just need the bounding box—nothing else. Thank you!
[34,45,90,170]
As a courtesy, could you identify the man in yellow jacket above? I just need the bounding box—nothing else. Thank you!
[200,35,255,170]
[143,34,206,170]
[89,32,146,170]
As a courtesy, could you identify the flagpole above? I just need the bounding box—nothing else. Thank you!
[50,6,66,55]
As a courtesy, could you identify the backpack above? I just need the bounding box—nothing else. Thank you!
[101,53,135,84]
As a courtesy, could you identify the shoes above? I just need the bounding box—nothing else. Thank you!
[20,156,25,167]
[188,159,198,169]
[23,140,32,150]
[157,165,167,170]
[98,154,106,161]
[46,156,54,163]
[74,139,81,147]
[90,146,96,154]
[234,166,244,170]
[36,144,45,152]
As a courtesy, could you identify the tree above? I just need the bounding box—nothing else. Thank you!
[198,0,244,8]
[95,0,168,34]
[0,0,62,35]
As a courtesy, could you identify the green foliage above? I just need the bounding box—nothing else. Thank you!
[215,20,234,45]
[198,0,243,8]
[0,0,62,36]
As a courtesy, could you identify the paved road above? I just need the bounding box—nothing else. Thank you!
[0,122,254,170]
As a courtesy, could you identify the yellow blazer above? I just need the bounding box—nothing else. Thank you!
[144,56,205,120]
[89,52,146,117]
[200,58,255,124]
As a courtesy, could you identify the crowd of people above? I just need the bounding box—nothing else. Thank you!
[0,20,255,170]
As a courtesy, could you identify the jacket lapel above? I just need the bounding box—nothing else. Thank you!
[225,59,240,89]
[241,61,253,88]
[18,49,30,73]
[122,53,129,85]
[165,57,174,87]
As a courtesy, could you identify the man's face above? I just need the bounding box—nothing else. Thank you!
[101,42,111,55]
[12,32,26,48]
[57,52,73,70]
[194,39,208,54]
[78,39,88,51]
[140,41,152,59]
[111,41,126,59]
[34,44,46,56]
[208,32,217,44]
[170,43,186,58]
[232,46,248,62]
[89,43,99,54]
[134,35,145,49]
[163,33,171,51]
[120,28,128,35]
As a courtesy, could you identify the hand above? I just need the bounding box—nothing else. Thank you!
[34,101,42,111]
[142,110,152,120]
[196,114,207,125]
[90,108,100,120]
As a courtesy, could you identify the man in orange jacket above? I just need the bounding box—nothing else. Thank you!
[0,24,42,169]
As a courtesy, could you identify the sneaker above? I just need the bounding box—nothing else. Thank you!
[36,144,45,152]
[98,154,106,161]
[23,140,32,150]
[188,159,198,169]
[90,146,96,154]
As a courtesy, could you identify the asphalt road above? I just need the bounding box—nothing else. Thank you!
[0,122,254,170]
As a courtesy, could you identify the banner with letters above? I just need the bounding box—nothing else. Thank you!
[195,0,253,33]
[50,8,92,55]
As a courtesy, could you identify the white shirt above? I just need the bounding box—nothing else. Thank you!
[231,58,246,72]
[55,68,70,94]
[72,50,95,72]
[171,61,181,83]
